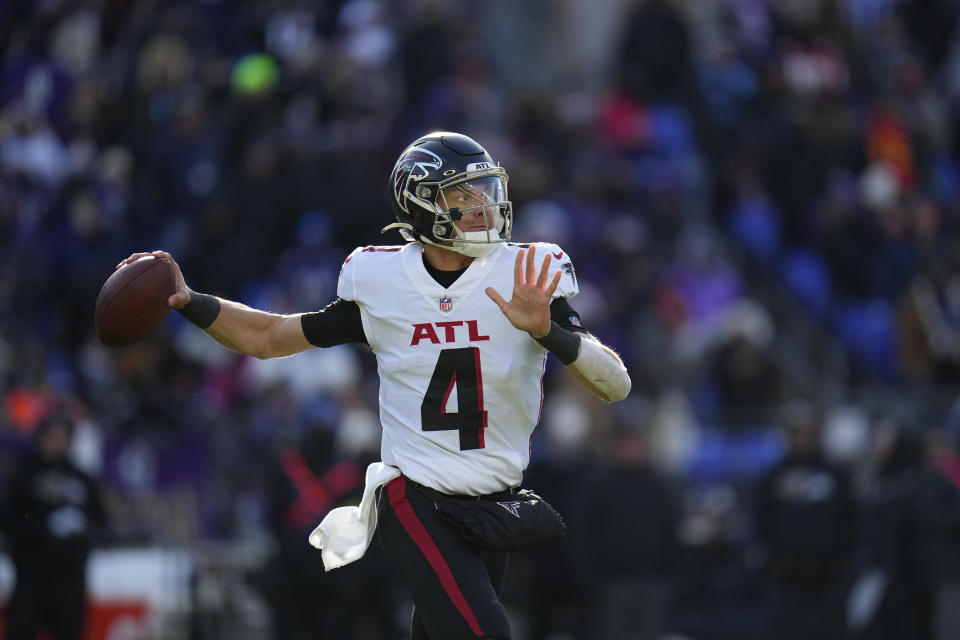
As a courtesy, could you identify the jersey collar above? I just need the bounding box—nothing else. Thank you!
[402,242,503,302]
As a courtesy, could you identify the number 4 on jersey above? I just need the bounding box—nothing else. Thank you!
[421,347,488,450]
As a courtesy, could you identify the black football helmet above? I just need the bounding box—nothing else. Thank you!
[385,132,512,257]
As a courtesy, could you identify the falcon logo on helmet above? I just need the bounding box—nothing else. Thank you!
[393,148,443,214]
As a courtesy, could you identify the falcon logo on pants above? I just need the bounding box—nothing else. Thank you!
[496,501,522,518]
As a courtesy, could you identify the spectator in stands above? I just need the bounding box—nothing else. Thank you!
[852,422,924,640]
[897,246,960,383]
[754,399,857,640]
[710,300,785,426]
[576,417,681,640]
[911,427,960,640]
[518,389,598,638]
[0,415,107,640]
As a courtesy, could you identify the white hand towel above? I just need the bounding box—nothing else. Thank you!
[308,461,401,571]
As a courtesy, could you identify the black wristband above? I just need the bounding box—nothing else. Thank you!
[534,321,582,365]
[177,292,221,329]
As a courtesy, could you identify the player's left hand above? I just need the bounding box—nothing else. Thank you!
[486,245,561,339]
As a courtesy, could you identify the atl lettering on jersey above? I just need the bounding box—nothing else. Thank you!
[411,320,490,346]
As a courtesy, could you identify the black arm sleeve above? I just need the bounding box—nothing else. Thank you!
[550,297,589,334]
[536,297,590,365]
[300,298,369,347]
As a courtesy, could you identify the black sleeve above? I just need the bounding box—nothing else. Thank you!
[300,298,369,347]
[550,297,589,334]
[537,298,589,365]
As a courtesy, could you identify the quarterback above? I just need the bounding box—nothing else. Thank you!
[119,132,630,639]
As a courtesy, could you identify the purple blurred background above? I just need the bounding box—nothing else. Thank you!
[1,1,960,639]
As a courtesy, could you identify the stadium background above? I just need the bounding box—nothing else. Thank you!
[1,0,959,638]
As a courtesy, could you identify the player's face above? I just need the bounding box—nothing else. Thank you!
[437,177,505,233]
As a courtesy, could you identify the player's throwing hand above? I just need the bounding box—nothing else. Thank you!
[485,245,562,339]
[117,250,191,309]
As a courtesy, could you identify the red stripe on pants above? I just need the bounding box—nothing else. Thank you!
[387,476,485,637]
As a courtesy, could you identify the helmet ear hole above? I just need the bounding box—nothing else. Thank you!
[433,224,447,237]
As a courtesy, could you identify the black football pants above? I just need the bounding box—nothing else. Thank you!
[378,475,511,640]
[6,563,86,640]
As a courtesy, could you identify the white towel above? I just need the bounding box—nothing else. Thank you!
[308,461,401,571]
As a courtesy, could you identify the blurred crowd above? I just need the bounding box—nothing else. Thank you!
[1,0,960,638]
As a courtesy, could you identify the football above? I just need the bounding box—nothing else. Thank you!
[95,255,175,347]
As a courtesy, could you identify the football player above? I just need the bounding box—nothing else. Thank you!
[119,132,630,639]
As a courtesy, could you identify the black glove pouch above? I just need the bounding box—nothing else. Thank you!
[413,483,566,552]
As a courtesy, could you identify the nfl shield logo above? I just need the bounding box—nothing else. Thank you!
[439,297,453,312]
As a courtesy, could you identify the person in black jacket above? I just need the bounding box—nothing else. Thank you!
[1,415,107,640]
[576,421,681,640]
[909,428,960,640]
[754,400,858,640]
[852,425,924,640]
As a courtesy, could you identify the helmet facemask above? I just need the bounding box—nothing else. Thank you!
[429,172,512,257]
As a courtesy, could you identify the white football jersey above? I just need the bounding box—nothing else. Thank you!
[337,241,579,495]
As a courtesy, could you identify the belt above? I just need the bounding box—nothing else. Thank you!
[406,477,517,502]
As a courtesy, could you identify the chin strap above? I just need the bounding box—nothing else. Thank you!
[384,222,500,257]
[381,222,416,237]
